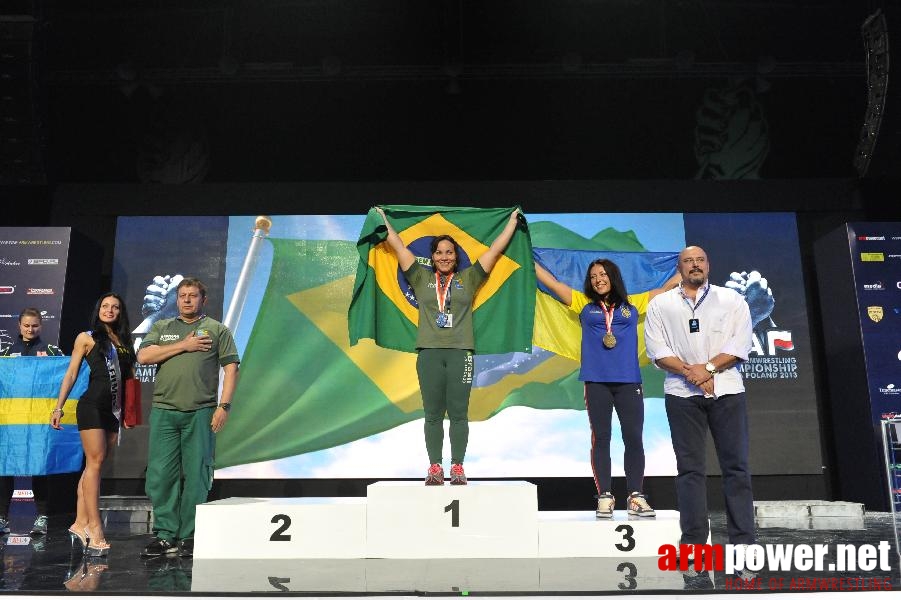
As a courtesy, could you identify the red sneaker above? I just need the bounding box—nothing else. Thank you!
[425,463,444,485]
[449,463,467,485]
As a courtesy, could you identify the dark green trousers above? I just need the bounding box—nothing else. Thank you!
[145,406,215,542]
[416,348,474,464]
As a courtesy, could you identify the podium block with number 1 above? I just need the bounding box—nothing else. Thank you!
[365,481,538,558]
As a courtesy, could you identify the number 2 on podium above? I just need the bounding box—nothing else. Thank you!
[444,499,460,527]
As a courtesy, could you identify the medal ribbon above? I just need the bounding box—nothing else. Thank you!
[435,272,453,314]
[600,302,615,338]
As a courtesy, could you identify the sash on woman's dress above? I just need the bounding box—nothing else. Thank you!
[102,342,123,427]
[89,330,123,433]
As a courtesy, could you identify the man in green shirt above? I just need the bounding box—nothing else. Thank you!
[137,277,239,559]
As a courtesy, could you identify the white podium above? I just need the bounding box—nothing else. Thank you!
[538,510,683,557]
[194,481,686,561]
[366,481,538,558]
[193,496,367,559]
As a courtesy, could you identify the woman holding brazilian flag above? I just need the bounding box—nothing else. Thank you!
[372,206,523,485]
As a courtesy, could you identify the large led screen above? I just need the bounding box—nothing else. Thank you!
[112,211,820,478]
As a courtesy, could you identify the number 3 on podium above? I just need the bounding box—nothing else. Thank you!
[615,524,635,551]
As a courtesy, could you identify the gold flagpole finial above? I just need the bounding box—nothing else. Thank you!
[254,215,273,234]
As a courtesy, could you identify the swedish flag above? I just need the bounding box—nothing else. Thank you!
[0,357,87,475]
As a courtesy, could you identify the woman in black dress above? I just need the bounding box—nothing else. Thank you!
[51,293,135,556]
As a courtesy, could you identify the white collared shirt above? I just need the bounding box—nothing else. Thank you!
[644,282,752,397]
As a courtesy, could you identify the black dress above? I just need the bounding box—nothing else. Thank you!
[76,342,134,432]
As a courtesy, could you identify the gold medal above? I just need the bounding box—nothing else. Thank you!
[603,332,617,349]
[620,306,631,319]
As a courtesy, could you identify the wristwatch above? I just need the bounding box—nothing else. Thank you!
[705,362,718,375]
[219,403,232,413]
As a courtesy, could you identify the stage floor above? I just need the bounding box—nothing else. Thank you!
[1,508,899,595]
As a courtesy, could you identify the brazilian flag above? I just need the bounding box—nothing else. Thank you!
[349,205,535,355]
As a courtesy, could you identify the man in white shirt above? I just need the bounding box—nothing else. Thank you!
[644,246,755,546]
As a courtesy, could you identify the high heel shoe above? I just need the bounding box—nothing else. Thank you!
[83,526,110,557]
[68,527,87,552]
[64,557,88,591]
[64,557,108,592]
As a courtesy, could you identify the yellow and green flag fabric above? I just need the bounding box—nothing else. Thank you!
[348,205,535,355]
[216,207,536,469]
[215,237,414,468]
[0,357,87,475]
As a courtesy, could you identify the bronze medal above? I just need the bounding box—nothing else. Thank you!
[603,332,617,349]
[620,306,631,319]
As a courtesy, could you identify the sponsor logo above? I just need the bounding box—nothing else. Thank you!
[889,254,901,260]
[860,253,884,262]
[893,236,901,241]
[5,536,31,546]
[0,258,21,266]
[657,542,893,589]
[0,285,14,294]
[867,306,884,322]
[751,330,793,355]
[744,331,797,379]
[27,258,59,265]
[863,281,885,291]
[878,384,901,395]
[26,288,53,295]
[858,235,886,241]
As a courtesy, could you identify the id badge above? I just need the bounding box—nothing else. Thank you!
[689,318,700,333]
[441,313,454,328]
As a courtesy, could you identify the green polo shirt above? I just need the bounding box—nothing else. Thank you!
[140,315,240,411]
[404,261,487,351]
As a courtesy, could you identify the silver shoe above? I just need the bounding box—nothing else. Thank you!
[31,514,49,535]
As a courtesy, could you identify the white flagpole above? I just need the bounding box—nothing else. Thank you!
[224,215,272,332]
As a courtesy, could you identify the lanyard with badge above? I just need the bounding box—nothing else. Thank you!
[680,283,710,333]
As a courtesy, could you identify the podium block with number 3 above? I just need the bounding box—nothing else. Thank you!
[365,481,538,558]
